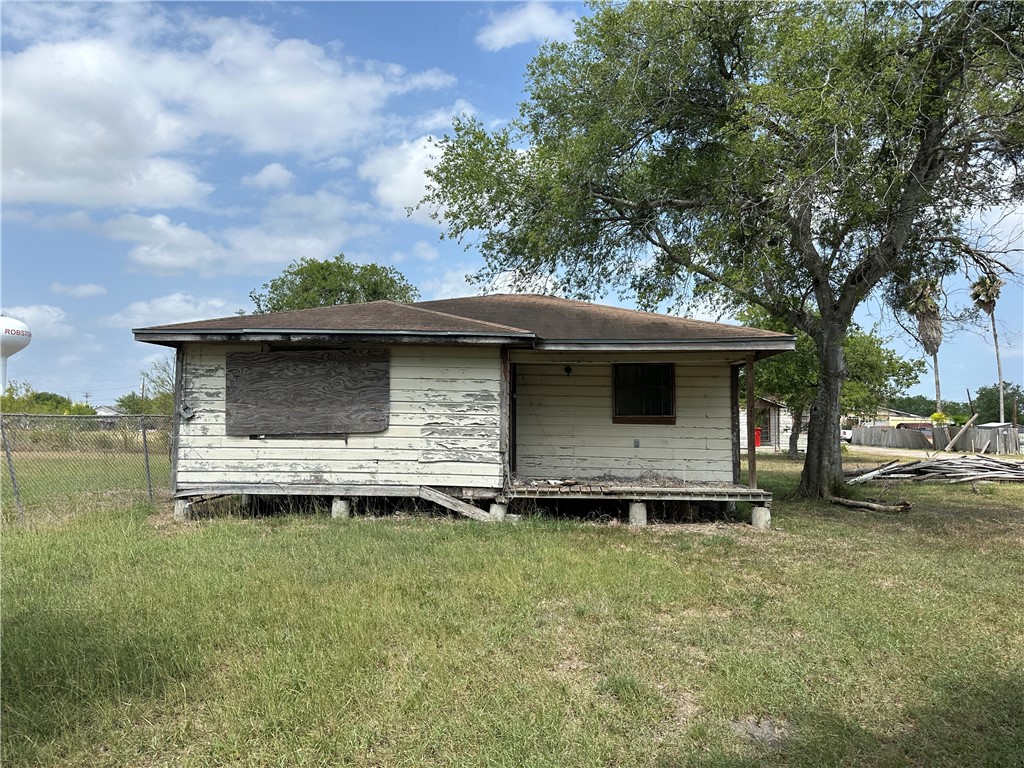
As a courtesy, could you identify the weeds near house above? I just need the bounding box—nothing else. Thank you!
[2,450,1022,766]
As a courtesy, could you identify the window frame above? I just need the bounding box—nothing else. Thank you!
[612,362,676,425]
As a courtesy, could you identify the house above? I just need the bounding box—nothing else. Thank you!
[737,397,808,453]
[861,407,931,429]
[133,295,795,524]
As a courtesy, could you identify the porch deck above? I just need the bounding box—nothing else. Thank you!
[508,480,772,505]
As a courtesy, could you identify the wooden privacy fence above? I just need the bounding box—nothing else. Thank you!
[1,413,173,522]
[852,426,932,450]
[932,425,1022,455]
[852,425,1021,455]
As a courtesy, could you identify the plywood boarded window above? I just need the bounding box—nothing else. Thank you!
[613,363,675,425]
[226,349,389,436]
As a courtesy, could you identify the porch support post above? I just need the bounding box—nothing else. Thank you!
[730,364,741,485]
[499,347,513,483]
[628,502,647,527]
[173,498,193,522]
[746,354,757,489]
[331,497,351,519]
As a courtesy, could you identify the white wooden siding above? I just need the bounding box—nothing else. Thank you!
[739,406,807,452]
[514,360,734,483]
[176,344,504,490]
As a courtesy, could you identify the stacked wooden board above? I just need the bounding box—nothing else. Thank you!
[847,455,1024,485]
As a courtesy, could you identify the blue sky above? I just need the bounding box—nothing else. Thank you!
[1,1,1021,407]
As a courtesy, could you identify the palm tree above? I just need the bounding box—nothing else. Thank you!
[970,274,1006,422]
[906,281,943,415]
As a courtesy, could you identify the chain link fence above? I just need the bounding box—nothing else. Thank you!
[1,414,173,522]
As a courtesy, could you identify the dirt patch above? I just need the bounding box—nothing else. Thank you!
[668,690,700,725]
[147,501,197,535]
[728,715,789,750]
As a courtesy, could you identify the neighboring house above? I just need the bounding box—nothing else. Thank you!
[738,397,807,453]
[93,404,124,430]
[134,294,794,523]
[861,407,931,429]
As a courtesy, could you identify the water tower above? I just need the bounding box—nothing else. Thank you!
[1,316,32,391]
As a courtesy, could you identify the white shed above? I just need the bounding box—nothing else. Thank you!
[134,295,794,522]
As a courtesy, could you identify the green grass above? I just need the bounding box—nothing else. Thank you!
[1,452,171,521]
[2,451,1022,766]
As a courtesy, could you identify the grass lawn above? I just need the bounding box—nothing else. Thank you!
[2,449,1022,767]
[1,452,171,521]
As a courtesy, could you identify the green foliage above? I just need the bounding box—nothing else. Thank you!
[113,355,176,415]
[889,394,963,419]
[115,391,174,416]
[970,275,1004,317]
[1,382,95,415]
[248,254,419,314]
[742,309,924,421]
[840,331,926,418]
[422,0,1023,497]
[141,355,175,397]
[973,382,1024,424]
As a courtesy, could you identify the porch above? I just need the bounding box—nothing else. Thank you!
[508,479,771,504]
[506,478,772,528]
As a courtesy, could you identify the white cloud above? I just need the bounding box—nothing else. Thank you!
[35,211,99,232]
[103,214,229,275]
[2,2,171,46]
[475,2,576,52]
[50,282,108,298]
[359,136,439,224]
[413,241,440,262]
[98,190,380,277]
[0,305,75,340]
[242,163,295,190]
[103,293,235,328]
[421,266,477,300]
[417,99,476,132]
[3,38,209,208]
[2,5,457,209]
[386,240,439,265]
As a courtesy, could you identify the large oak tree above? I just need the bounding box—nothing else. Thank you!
[422,0,1022,498]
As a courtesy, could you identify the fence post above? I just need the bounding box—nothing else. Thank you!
[1,421,25,522]
[140,416,153,501]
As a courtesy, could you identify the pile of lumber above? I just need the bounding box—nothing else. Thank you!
[847,454,1024,485]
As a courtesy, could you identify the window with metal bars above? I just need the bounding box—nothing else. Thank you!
[612,363,675,424]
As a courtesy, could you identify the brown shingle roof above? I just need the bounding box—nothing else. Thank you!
[415,294,784,342]
[135,301,532,336]
[134,293,793,350]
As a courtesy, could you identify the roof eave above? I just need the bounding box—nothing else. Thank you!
[533,338,796,353]
[133,329,536,346]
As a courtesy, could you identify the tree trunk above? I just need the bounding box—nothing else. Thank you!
[798,323,847,498]
[932,352,942,415]
[788,407,803,459]
[992,313,1004,422]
